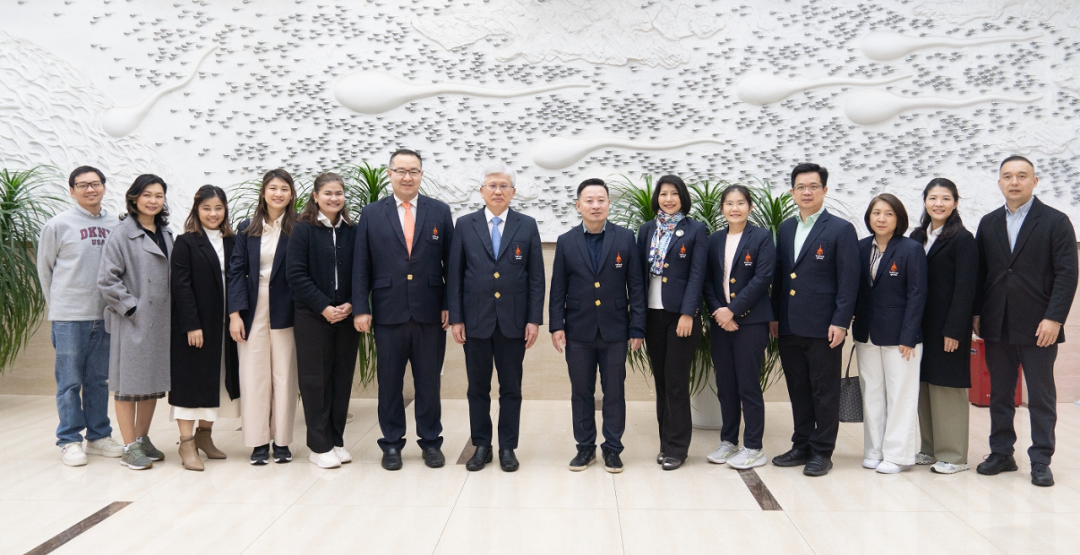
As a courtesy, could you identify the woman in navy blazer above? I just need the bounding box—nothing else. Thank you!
[703,185,775,470]
[853,193,927,474]
[636,175,707,470]
[226,168,299,465]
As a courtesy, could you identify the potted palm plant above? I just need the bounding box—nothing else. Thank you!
[1,166,66,373]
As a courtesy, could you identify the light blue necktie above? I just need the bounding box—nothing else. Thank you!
[491,216,502,258]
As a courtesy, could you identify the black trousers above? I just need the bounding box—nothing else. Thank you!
[566,337,628,454]
[712,322,769,450]
[464,327,525,450]
[985,340,1058,464]
[778,334,842,457]
[373,319,446,451]
[645,310,701,460]
[294,306,360,454]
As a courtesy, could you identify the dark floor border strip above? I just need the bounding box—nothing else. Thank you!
[457,441,477,465]
[738,469,783,511]
[26,501,132,555]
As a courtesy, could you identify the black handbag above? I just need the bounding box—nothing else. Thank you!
[839,345,863,423]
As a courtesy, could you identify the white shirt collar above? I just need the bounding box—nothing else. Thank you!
[929,224,943,238]
[265,213,284,231]
[395,194,418,207]
[317,211,342,228]
[485,207,508,223]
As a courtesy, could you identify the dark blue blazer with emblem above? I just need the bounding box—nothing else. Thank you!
[852,235,928,347]
[351,194,454,326]
[447,208,545,339]
[226,219,294,333]
[771,209,860,339]
[549,222,646,343]
[636,217,708,316]
[703,224,775,325]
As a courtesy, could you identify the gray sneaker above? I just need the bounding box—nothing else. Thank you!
[707,441,739,464]
[138,436,165,461]
[120,442,153,470]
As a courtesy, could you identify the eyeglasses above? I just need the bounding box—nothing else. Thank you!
[483,184,512,191]
[73,181,104,191]
[793,185,823,193]
[389,169,422,177]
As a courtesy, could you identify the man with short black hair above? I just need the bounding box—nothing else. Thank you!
[974,155,1078,487]
[37,166,124,466]
[550,178,646,473]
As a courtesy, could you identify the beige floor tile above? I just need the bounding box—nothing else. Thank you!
[0,395,56,428]
[0,456,59,489]
[955,512,1080,555]
[787,510,1006,555]
[456,463,617,509]
[243,505,452,555]
[619,509,814,555]
[754,464,949,512]
[613,459,761,510]
[51,501,289,555]
[0,499,110,554]
[139,459,327,505]
[434,507,622,555]
[902,465,1080,512]
[0,454,185,501]
[294,460,468,507]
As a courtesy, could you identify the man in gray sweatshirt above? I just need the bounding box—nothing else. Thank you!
[37,166,123,466]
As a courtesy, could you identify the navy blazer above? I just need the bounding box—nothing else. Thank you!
[636,217,707,316]
[975,196,1078,344]
[286,219,356,313]
[226,219,294,333]
[771,209,860,339]
[352,194,454,325]
[549,222,646,343]
[447,208,545,339]
[852,236,928,347]
[703,224,776,325]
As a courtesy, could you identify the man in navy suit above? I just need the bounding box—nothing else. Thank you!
[769,163,860,476]
[353,148,455,471]
[447,165,545,472]
[550,178,646,474]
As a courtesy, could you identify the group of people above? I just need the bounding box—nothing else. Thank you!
[37,151,1076,488]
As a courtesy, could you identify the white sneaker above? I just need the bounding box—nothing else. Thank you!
[727,448,766,469]
[707,441,739,464]
[86,437,124,458]
[61,442,87,466]
[915,452,937,465]
[862,458,882,469]
[875,461,911,474]
[930,461,969,474]
[332,446,352,464]
[309,450,341,469]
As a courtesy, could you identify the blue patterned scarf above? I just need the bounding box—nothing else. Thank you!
[648,212,684,276]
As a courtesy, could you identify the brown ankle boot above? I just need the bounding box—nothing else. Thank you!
[179,436,204,471]
[194,426,227,459]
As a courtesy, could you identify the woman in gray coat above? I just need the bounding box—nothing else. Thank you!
[98,174,174,470]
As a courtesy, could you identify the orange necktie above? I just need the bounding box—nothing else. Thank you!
[402,200,414,258]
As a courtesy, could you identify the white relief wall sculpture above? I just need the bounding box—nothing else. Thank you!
[1,0,1079,239]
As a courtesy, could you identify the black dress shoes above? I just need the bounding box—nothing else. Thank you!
[250,444,270,465]
[423,447,446,468]
[803,454,833,477]
[661,457,683,471]
[656,452,664,464]
[272,443,292,464]
[466,446,493,471]
[381,448,403,471]
[500,449,519,472]
[568,446,596,471]
[602,449,624,474]
[1031,462,1054,487]
[772,448,810,467]
[976,453,1018,475]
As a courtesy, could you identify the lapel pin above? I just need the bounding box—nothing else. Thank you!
[675,230,684,237]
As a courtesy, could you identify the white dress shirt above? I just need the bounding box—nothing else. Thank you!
[317,211,342,290]
[923,224,943,254]
[258,214,284,282]
[723,231,742,300]
[485,207,507,237]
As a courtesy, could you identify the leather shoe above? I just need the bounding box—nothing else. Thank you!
[381,448,402,471]
[423,447,445,468]
[465,446,492,471]
[772,448,810,467]
[661,457,683,471]
[602,449,624,474]
[569,446,596,471]
[976,453,1017,475]
[803,454,833,477]
[1031,462,1054,487]
[656,452,664,464]
[500,449,519,472]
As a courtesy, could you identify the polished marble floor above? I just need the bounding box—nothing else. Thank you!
[2,394,1079,554]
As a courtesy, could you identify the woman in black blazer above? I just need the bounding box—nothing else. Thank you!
[853,193,927,474]
[636,175,707,471]
[909,178,976,474]
[702,185,775,470]
[287,172,360,469]
[170,186,240,471]
[226,168,299,465]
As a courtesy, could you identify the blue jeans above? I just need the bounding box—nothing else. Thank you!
[51,321,112,446]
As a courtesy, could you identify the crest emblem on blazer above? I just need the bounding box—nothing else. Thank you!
[431,225,439,240]
[615,252,623,268]
[743,251,753,267]
[514,245,522,260]
[888,260,898,277]
[815,244,824,260]
[678,243,686,258]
